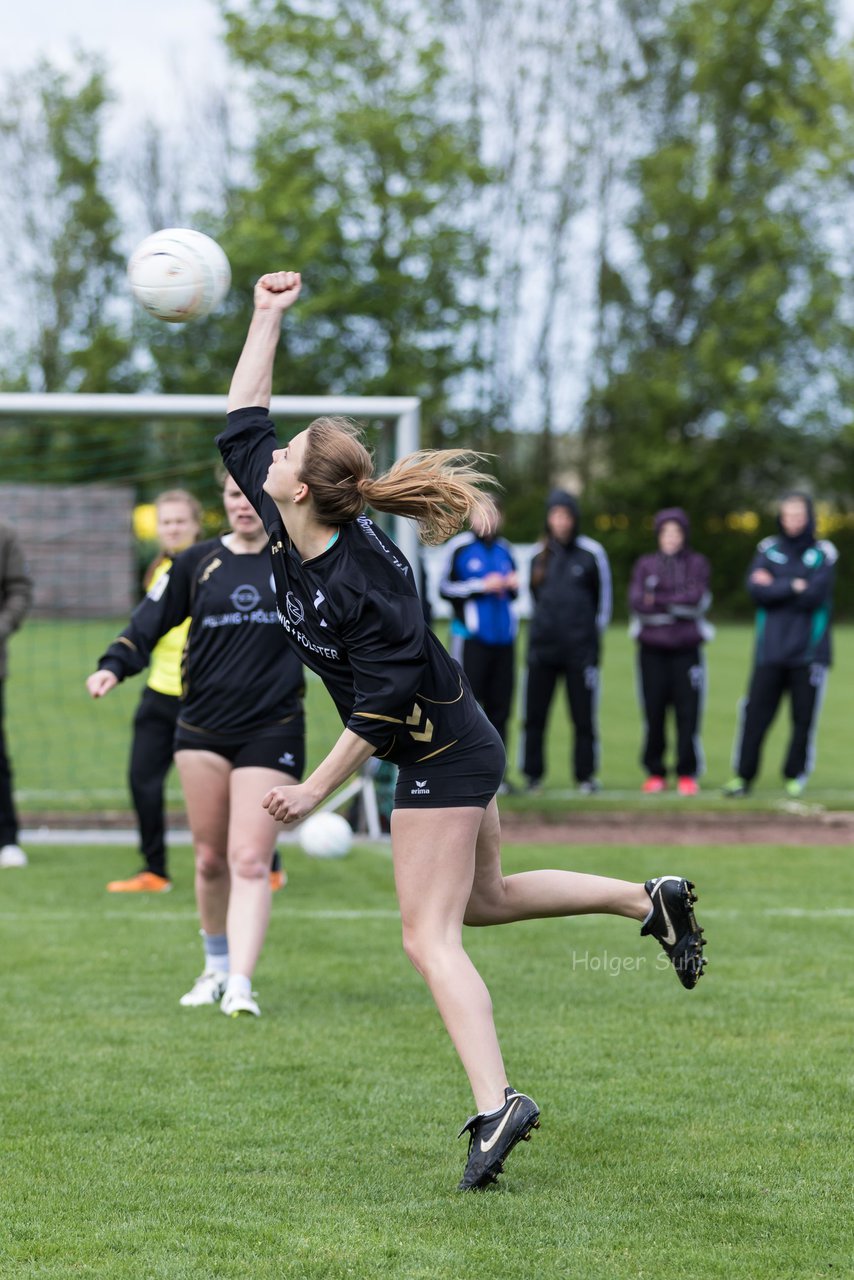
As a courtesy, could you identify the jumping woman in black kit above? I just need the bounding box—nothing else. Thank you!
[220,270,709,1190]
[87,472,305,1018]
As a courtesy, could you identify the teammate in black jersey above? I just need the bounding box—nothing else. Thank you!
[86,472,305,1018]
[219,271,708,1188]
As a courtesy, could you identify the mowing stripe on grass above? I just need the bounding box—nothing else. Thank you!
[0,907,403,923]
[1,906,851,924]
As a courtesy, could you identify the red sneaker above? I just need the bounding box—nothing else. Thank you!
[677,777,699,796]
[641,776,666,794]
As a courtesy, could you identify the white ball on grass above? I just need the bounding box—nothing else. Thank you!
[299,812,354,859]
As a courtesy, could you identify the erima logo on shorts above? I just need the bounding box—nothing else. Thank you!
[410,778,430,795]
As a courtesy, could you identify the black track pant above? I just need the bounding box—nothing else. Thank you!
[523,657,599,785]
[638,645,704,779]
[732,662,827,783]
[462,638,515,746]
[129,686,180,878]
[0,680,19,846]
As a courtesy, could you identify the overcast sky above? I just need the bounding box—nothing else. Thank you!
[3,0,853,130]
[2,0,231,128]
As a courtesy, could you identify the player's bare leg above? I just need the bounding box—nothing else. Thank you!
[464,800,707,987]
[392,805,543,1190]
[391,805,508,1113]
[222,767,291,1010]
[464,798,650,926]
[175,750,232,932]
[175,749,232,1005]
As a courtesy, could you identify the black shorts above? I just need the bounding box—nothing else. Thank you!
[394,710,505,810]
[173,717,305,778]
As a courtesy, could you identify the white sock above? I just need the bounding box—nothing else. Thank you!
[225,972,251,998]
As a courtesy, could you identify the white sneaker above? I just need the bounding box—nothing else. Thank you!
[0,844,28,868]
[179,970,228,1007]
[221,989,261,1018]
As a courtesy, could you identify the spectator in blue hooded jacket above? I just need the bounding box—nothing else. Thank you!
[628,508,713,796]
[723,492,836,798]
[439,507,518,763]
[522,490,612,794]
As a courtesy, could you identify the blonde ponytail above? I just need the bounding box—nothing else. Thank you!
[300,418,498,545]
[360,450,497,545]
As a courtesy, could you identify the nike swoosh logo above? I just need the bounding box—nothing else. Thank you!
[658,897,677,947]
[480,1098,520,1152]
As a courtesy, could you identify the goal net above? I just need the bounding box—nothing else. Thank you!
[0,393,419,826]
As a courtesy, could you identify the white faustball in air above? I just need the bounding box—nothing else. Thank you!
[299,812,354,859]
[127,228,231,323]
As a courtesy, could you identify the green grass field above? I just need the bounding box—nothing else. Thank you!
[1,839,852,1279]
[7,621,854,813]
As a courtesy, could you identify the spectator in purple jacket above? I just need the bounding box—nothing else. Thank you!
[628,509,713,795]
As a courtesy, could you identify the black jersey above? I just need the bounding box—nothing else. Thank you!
[98,536,305,738]
[217,407,480,766]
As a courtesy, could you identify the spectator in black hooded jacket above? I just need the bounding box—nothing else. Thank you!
[522,490,612,793]
[723,491,836,799]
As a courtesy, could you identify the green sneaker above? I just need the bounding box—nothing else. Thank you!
[785,779,805,799]
[722,777,749,798]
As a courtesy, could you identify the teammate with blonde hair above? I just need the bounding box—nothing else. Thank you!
[106,489,202,893]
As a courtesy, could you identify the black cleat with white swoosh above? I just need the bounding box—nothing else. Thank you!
[641,876,706,989]
[457,1087,540,1190]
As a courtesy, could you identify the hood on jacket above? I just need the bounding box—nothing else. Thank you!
[545,489,581,544]
[777,491,815,548]
[545,488,580,531]
[654,507,690,543]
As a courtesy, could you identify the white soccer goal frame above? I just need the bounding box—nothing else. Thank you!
[0,391,421,841]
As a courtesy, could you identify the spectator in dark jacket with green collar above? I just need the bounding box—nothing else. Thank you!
[723,492,836,799]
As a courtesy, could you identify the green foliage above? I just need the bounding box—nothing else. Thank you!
[585,0,854,521]
[0,58,135,394]
[1,3,852,528]
[155,0,489,443]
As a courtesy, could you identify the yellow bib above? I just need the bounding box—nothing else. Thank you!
[145,559,190,697]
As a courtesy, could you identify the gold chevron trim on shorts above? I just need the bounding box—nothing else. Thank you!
[353,711,405,725]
